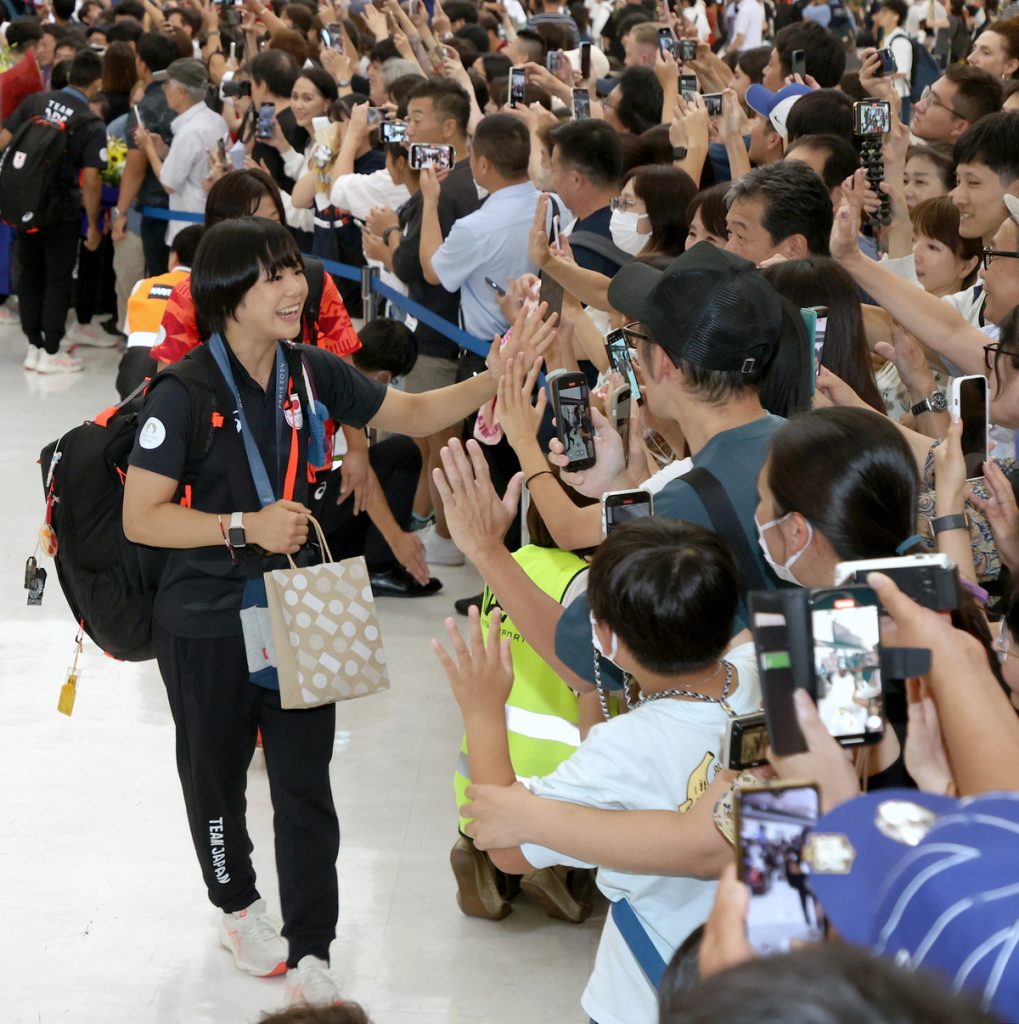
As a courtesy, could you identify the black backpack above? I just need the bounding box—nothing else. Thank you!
[0,102,98,231]
[39,352,220,661]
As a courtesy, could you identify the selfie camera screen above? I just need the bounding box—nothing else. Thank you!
[740,786,823,955]
[557,387,594,464]
[812,600,882,739]
[606,496,651,530]
[607,335,641,400]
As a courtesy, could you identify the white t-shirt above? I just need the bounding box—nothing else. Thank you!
[906,0,946,40]
[887,28,914,99]
[733,0,766,49]
[521,643,762,1024]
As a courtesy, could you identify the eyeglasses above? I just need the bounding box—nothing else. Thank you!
[918,84,966,120]
[610,196,640,213]
[983,341,1019,372]
[622,321,649,341]
[981,247,1019,270]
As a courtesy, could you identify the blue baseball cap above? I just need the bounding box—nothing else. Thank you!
[745,82,812,138]
[805,789,1019,1020]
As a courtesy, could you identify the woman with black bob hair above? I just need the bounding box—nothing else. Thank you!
[761,256,885,414]
[122,217,550,1006]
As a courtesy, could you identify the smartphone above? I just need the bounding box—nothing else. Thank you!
[572,88,591,120]
[132,103,144,130]
[484,276,506,297]
[605,328,643,405]
[320,22,342,50]
[809,586,884,746]
[657,26,676,57]
[607,383,631,448]
[809,305,827,379]
[509,66,526,108]
[601,488,653,537]
[722,710,769,770]
[736,783,825,956]
[229,40,237,62]
[876,46,898,75]
[255,101,276,141]
[951,374,989,480]
[380,120,408,143]
[750,601,804,757]
[551,213,560,249]
[408,143,455,171]
[550,372,597,471]
[546,50,563,74]
[678,38,697,62]
[853,99,891,136]
[580,40,591,79]
[791,48,806,78]
[702,92,723,117]
[835,553,961,613]
[217,137,227,165]
[680,73,698,101]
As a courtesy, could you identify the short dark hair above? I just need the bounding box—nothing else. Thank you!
[953,110,1019,184]
[906,141,956,189]
[686,184,730,242]
[165,5,203,35]
[113,0,145,19]
[614,66,664,135]
[192,219,303,339]
[206,169,286,227]
[69,49,103,87]
[627,163,697,257]
[785,89,855,148]
[455,24,489,53]
[616,8,653,39]
[6,22,43,49]
[588,519,738,675]
[773,22,846,87]
[944,63,1003,123]
[170,225,204,267]
[294,67,339,103]
[911,196,984,286]
[53,0,75,17]
[50,59,72,90]
[736,45,771,84]
[247,48,301,99]
[785,133,860,193]
[481,53,512,82]
[660,944,997,1024]
[406,78,472,137]
[549,119,623,188]
[880,0,909,25]
[353,318,418,378]
[726,161,833,256]
[368,39,399,64]
[472,113,530,178]
[444,0,479,23]
[513,28,546,63]
[106,20,143,44]
[136,31,178,75]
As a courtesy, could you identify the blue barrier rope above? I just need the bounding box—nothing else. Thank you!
[142,206,492,360]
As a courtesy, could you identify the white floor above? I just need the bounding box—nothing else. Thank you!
[0,326,599,1024]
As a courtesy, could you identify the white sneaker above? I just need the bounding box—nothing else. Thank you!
[36,349,83,374]
[66,322,120,348]
[23,346,39,371]
[420,523,465,566]
[285,955,344,1007]
[218,898,288,977]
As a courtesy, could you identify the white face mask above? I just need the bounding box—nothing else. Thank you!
[755,512,813,586]
[610,209,650,256]
[590,611,619,662]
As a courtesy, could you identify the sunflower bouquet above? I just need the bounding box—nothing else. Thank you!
[102,135,129,186]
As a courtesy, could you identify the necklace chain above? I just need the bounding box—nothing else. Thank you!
[592,655,736,721]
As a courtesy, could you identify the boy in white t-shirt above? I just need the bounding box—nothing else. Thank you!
[434,519,761,1024]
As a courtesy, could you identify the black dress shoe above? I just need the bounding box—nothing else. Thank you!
[369,564,442,598]
[454,593,484,616]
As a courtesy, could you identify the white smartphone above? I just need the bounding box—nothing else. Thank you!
[132,103,144,130]
[950,374,989,480]
[551,213,560,248]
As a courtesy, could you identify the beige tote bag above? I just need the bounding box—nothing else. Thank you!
[264,516,391,710]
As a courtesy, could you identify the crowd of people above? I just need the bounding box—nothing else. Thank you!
[5,0,1019,1019]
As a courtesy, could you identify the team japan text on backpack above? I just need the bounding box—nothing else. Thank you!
[0,96,100,231]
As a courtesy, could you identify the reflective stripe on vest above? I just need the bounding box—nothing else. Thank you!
[453,546,587,830]
[125,269,188,349]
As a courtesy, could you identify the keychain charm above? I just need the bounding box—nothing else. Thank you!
[25,556,47,606]
[57,627,85,717]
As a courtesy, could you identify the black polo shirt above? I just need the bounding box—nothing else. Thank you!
[128,343,386,639]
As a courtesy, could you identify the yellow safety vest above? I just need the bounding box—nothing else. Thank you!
[454,545,587,831]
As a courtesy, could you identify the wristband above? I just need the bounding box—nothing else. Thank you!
[217,513,238,565]
[932,513,968,536]
[382,225,400,245]
[525,469,555,488]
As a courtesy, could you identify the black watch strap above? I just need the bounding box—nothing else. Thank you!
[672,146,688,161]
[932,513,968,536]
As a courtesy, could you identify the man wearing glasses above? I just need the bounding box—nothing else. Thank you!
[912,65,1003,145]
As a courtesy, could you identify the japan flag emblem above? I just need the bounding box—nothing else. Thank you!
[12,151,26,170]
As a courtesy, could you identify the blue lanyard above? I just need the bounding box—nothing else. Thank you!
[208,334,288,507]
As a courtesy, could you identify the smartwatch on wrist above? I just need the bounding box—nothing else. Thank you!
[228,511,246,548]
[909,389,947,417]
[932,513,968,536]
[672,146,688,161]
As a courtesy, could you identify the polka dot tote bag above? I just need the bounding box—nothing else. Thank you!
[264,516,390,709]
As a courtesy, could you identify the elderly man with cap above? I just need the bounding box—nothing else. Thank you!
[135,58,227,244]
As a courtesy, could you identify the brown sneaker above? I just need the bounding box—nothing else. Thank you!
[450,835,512,920]
[520,865,593,924]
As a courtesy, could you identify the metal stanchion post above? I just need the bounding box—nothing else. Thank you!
[361,265,379,323]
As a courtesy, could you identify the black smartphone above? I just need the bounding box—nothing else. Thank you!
[216,137,227,165]
[509,66,526,108]
[572,88,591,120]
[601,488,653,536]
[580,40,591,79]
[876,46,898,75]
[605,328,642,405]
[380,120,407,143]
[702,92,723,117]
[657,26,677,56]
[951,375,989,480]
[678,38,697,61]
[737,783,825,956]
[809,586,884,747]
[680,73,698,101]
[607,383,630,448]
[484,276,506,297]
[255,101,276,141]
[791,48,806,78]
[853,99,891,136]
[320,22,342,50]
[408,143,455,171]
[550,372,597,470]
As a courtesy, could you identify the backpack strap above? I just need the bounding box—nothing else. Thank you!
[611,900,666,991]
[566,230,631,271]
[153,345,221,465]
[302,256,325,346]
[682,465,769,615]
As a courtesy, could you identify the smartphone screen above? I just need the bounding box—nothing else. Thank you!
[810,589,883,745]
[791,49,806,78]
[602,490,653,535]
[256,102,276,140]
[854,100,890,136]
[605,329,642,404]
[813,314,827,377]
[609,384,630,445]
[957,376,988,478]
[679,38,697,61]
[509,67,526,108]
[572,88,591,120]
[738,784,824,956]
[702,92,723,117]
[680,74,698,101]
[552,375,596,469]
[409,143,454,171]
[381,121,407,143]
[657,26,676,56]
[321,23,342,50]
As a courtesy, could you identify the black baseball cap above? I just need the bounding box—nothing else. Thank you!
[607,242,786,373]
